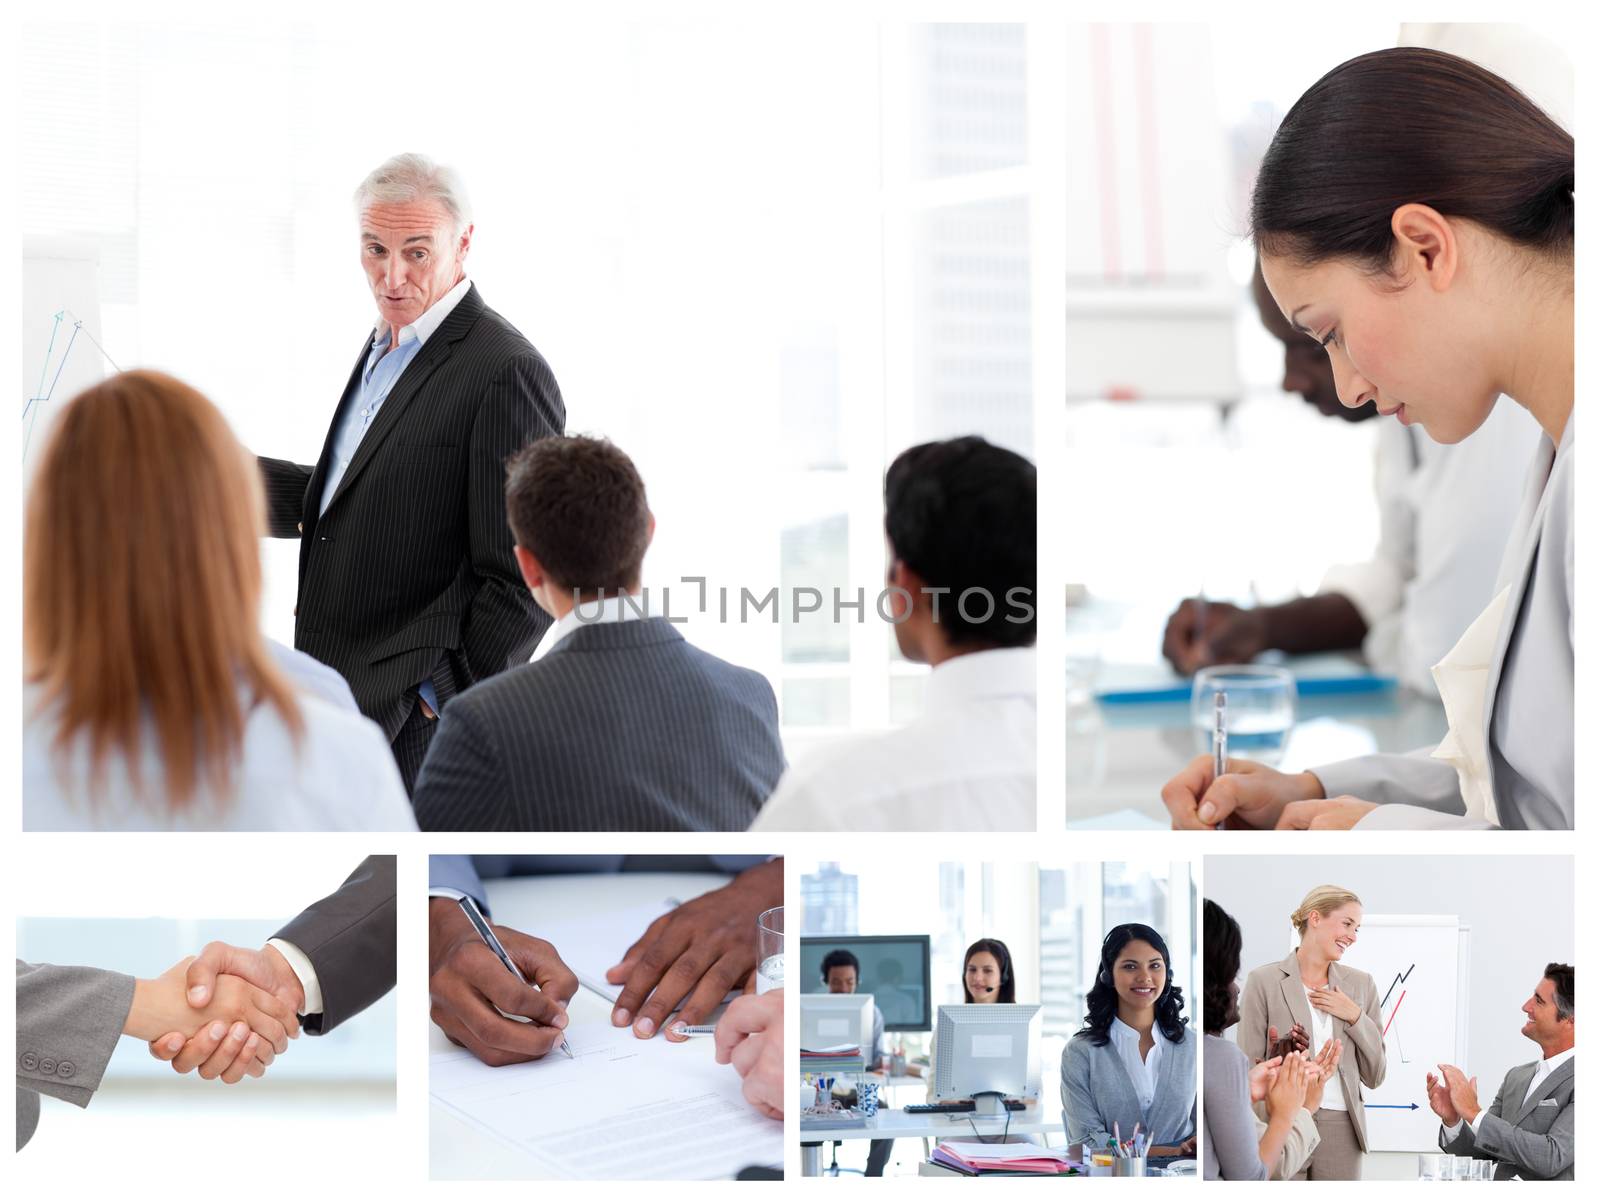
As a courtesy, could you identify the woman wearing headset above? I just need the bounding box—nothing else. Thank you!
[1162,47,1574,830]
[1238,886,1385,1179]
[1061,924,1196,1159]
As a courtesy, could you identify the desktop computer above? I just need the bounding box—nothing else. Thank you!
[799,993,876,1052]
[930,1003,1041,1118]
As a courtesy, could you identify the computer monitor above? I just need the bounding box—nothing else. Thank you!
[799,935,932,1031]
[932,1003,1042,1117]
[799,993,875,1053]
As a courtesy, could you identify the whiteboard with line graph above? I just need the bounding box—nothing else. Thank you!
[1289,914,1470,1153]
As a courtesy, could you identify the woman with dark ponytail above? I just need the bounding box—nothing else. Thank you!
[1060,924,1196,1159]
[1164,47,1574,832]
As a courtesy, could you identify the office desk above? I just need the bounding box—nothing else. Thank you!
[1069,673,1447,825]
[800,1105,1054,1177]
[429,870,745,1180]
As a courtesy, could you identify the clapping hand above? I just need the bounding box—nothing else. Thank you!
[1303,1038,1342,1111]
[1266,1021,1310,1059]
[1437,1064,1481,1124]
[1265,1052,1311,1119]
[148,942,305,1084]
[1427,1068,1461,1124]
[1248,1054,1284,1103]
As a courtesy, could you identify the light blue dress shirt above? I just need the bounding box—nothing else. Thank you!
[321,276,474,714]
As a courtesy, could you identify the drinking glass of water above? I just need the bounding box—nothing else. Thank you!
[1191,665,1296,768]
[756,905,784,994]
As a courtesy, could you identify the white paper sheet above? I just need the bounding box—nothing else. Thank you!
[431,1020,783,1179]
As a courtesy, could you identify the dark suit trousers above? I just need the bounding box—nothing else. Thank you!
[393,698,439,797]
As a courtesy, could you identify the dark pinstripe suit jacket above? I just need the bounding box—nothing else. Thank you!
[411,618,786,831]
[259,285,564,742]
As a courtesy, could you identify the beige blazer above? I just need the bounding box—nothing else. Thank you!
[1237,951,1387,1151]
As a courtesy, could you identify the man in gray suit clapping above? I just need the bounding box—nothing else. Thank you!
[1429,963,1574,1180]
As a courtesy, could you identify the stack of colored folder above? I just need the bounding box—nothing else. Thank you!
[929,1141,1079,1175]
[799,1044,866,1073]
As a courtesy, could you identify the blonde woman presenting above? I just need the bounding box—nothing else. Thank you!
[1238,886,1385,1179]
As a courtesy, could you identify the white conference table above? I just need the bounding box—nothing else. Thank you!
[428,869,743,1180]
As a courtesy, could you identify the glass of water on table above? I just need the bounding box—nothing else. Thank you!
[756,905,784,993]
[1191,665,1297,769]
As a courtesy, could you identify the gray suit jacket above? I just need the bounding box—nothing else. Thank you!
[1320,417,1574,829]
[1060,1025,1196,1150]
[16,961,135,1151]
[274,855,396,1035]
[1439,1056,1574,1180]
[412,619,785,831]
[1237,952,1386,1152]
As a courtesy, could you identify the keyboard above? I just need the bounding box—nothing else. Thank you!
[902,1100,1027,1114]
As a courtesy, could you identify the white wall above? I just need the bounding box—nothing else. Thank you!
[1204,855,1574,1090]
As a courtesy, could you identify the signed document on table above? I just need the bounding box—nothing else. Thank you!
[431,1019,783,1179]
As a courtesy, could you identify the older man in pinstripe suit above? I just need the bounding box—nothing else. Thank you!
[259,154,564,792]
[412,436,785,830]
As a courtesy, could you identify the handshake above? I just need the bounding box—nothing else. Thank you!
[124,943,307,1084]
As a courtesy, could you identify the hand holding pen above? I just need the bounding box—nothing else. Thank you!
[427,894,579,1067]
[455,895,573,1058]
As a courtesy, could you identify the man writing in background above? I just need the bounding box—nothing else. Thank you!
[1428,964,1574,1180]
[259,153,564,791]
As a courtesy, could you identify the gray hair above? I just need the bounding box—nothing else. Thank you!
[354,153,472,234]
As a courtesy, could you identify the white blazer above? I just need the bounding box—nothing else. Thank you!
[1316,413,1574,829]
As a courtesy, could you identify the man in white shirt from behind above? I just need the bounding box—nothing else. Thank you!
[753,436,1035,832]
[1429,963,1575,1180]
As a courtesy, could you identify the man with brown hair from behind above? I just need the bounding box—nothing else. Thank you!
[411,435,784,831]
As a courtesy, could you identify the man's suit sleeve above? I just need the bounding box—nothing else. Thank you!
[452,353,563,697]
[1473,1092,1574,1179]
[271,856,396,1035]
[16,961,134,1107]
[428,855,489,909]
[412,700,507,831]
[1439,1076,1505,1156]
[257,457,315,539]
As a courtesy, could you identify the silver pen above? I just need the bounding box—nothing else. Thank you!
[667,1023,718,1038]
[1212,690,1229,782]
[455,895,573,1059]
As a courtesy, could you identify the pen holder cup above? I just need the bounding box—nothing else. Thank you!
[856,1082,880,1117]
[1087,1156,1115,1178]
[1112,1157,1149,1178]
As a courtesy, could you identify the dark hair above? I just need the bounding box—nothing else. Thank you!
[820,949,861,982]
[1203,900,1243,1036]
[1076,924,1187,1046]
[962,937,1016,1004]
[1545,962,1575,1021]
[504,435,651,593]
[884,436,1036,649]
[1252,47,1573,272]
